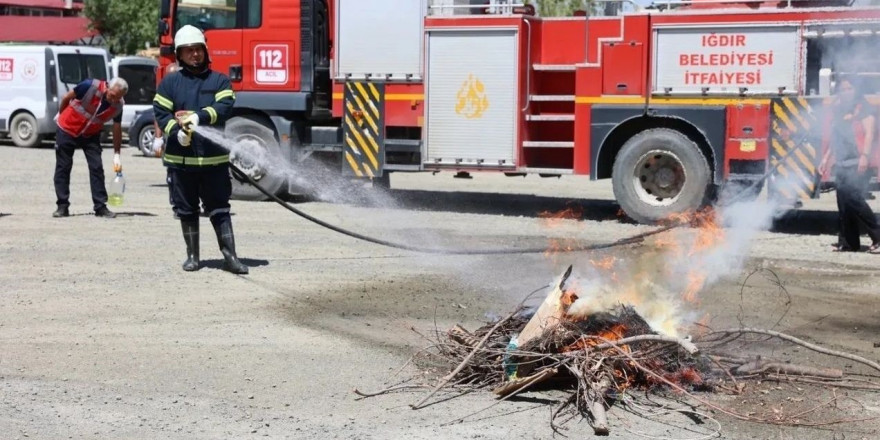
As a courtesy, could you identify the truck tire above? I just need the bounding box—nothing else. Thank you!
[225,116,285,201]
[10,113,43,148]
[612,128,710,224]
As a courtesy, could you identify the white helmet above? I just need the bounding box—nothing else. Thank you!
[174,25,207,51]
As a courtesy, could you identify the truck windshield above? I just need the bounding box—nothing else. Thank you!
[58,54,108,84]
[174,0,237,32]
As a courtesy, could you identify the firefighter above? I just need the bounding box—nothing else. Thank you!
[52,77,127,219]
[153,25,249,273]
[819,75,880,254]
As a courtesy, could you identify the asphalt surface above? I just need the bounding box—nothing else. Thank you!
[1,141,879,439]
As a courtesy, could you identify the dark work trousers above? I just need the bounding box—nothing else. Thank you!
[835,167,880,251]
[53,129,107,211]
[167,165,231,224]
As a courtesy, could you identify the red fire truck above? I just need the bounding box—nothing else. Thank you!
[155,0,880,224]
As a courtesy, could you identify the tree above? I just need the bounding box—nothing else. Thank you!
[526,0,598,16]
[84,0,159,55]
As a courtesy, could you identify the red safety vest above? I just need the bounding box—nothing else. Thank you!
[57,80,123,137]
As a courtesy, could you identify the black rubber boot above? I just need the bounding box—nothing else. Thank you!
[213,218,248,275]
[181,220,200,271]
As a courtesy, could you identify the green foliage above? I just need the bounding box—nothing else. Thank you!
[83,0,159,55]
[526,0,595,16]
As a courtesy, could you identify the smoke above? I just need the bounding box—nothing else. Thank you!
[567,187,789,338]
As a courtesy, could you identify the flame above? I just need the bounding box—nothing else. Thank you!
[561,323,628,353]
[589,256,616,271]
[538,206,583,228]
[682,272,706,303]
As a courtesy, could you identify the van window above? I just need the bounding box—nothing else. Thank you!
[118,64,157,105]
[57,54,108,84]
[175,0,237,31]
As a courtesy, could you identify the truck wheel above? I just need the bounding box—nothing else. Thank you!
[137,124,156,157]
[225,116,285,201]
[612,128,710,224]
[10,113,43,148]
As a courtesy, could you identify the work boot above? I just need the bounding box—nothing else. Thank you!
[214,219,248,275]
[181,220,200,271]
[52,206,69,218]
[94,206,116,218]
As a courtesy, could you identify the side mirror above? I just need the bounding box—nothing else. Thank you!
[158,20,170,36]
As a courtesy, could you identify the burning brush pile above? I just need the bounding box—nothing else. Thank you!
[355,206,880,436]
[370,264,880,436]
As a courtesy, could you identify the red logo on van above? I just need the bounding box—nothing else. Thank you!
[0,58,13,81]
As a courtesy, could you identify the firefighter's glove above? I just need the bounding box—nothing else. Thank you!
[181,113,199,134]
[152,136,165,156]
[113,153,122,173]
[177,129,192,147]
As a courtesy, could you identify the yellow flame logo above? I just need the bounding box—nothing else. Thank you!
[455,74,489,119]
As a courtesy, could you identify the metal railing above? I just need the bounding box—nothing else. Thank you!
[649,0,856,10]
[428,1,528,16]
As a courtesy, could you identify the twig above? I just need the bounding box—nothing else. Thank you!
[765,374,880,391]
[580,334,699,355]
[705,355,740,392]
[704,328,880,374]
[411,309,519,409]
[735,361,843,378]
[590,374,612,435]
[353,384,427,398]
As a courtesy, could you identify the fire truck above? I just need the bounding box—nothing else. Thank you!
[155,0,880,224]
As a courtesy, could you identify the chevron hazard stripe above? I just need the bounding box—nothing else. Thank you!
[768,97,821,201]
[342,81,385,178]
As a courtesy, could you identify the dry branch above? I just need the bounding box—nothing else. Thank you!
[735,360,844,378]
[410,309,519,409]
[704,328,880,374]
[492,367,558,398]
[590,375,612,436]
[589,334,699,355]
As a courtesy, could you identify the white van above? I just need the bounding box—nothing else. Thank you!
[0,44,111,147]
[109,56,158,132]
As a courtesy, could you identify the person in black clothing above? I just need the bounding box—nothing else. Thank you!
[819,76,880,253]
[152,25,248,273]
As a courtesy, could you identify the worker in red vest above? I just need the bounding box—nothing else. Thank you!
[52,77,127,219]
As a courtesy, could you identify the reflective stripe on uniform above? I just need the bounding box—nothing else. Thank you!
[215,90,234,100]
[163,153,229,166]
[202,106,218,124]
[164,119,178,134]
[154,94,174,110]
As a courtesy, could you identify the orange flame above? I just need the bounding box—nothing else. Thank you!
[682,272,706,303]
[589,256,616,271]
[561,323,628,353]
[538,206,583,228]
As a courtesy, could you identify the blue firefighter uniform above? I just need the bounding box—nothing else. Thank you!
[153,24,248,274]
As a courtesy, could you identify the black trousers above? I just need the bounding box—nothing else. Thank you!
[167,165,231,223]
[835,167,880,250]
[53,129,107,211]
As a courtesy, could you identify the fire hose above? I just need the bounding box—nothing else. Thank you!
[227,134,814,256]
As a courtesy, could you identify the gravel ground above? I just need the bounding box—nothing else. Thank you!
[1,141,879,439]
